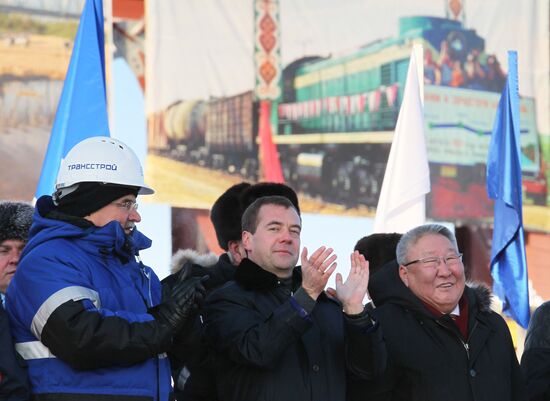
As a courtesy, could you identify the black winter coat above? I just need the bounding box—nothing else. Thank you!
[521,301,550,401]
[165,251,234,401]
[0,301,30,401]
[352,261,526,401]
[202,258,386,401]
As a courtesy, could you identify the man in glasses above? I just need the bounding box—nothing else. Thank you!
[356,223,526,401]
[6,137,206,401]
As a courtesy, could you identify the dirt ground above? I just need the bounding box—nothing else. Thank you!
[0,34,71,79]
[144,153,375,217]
[0,126,49,200]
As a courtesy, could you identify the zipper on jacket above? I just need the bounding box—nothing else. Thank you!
[461,340,470,359]
[137,254,153,307]
[435,319,470,360]
[462,321,479,361]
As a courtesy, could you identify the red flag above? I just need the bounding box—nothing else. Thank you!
[258,100,285,182]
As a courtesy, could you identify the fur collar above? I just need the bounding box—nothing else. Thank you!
[235,258,300,291]
[171,249,219,274]
[465,282,493,313]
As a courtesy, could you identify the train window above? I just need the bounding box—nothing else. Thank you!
[380,63,392,86]
[396,60,408,86]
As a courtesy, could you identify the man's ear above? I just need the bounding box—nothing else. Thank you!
[242,231,252,252]
[227,240,246,265]
[399,265,409,287]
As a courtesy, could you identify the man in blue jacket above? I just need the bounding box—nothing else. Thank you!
[6,137,206,401]
[0,201,33,401]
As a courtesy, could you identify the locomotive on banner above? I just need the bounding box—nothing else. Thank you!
[152,16,546,218]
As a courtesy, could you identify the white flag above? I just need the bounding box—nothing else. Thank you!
[373,44,430,233]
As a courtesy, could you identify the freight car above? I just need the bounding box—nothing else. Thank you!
[159,91,259,179]
[156,15,545,214]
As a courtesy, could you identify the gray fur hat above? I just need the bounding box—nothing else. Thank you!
[0,201,34,244]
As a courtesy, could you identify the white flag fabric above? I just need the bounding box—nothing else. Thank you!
[373,44,430,233]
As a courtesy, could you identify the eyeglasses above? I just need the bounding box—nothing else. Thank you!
[112,200,138,212]
[403,253,463,269]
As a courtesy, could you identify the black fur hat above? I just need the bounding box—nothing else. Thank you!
[0,201,34,244]
[354,233,402,274]
[240,183,300,215]
[210,182,252,250]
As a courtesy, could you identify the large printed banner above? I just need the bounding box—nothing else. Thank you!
[144,0,549,230]
[1,0,549,231]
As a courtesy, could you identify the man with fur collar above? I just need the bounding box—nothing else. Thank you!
[170,182,302,400]
[358,223,526,401]
[202,195,385,401]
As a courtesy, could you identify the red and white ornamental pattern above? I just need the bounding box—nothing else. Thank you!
[254,0,281,100]
[278,84,399,121]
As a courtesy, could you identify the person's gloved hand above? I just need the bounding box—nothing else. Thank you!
[150,274,208,331]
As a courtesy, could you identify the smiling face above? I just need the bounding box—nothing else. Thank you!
[399,233,465,314]
[85,194,141,235]
[242,204,301,278]
[0,239,25,293]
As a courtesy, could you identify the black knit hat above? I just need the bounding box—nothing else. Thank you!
[0,201,34,244]
[210,182,252,250]
[56,182,139,218]
[240,182,300,215]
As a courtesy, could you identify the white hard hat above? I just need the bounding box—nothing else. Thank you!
[55,136,154,196]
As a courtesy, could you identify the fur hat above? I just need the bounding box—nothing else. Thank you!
[354,233,402,274]
[210,182,252,250]
[240,182,300,215]
[210,182,301,250]
[0,201,34,244]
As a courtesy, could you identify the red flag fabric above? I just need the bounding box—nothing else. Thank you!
[258,100,285,183]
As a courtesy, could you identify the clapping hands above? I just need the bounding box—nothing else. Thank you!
[326,251,370,315]
[300,246,338,300]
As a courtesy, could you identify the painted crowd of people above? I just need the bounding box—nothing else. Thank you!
[424,41,506,93]
[1,137,549,401]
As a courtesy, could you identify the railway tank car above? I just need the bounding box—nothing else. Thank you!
[157,91,259,179]
[162,100,207,164]
[155,15,545,214]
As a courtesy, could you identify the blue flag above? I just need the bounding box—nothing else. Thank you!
[486,51,530,329]
[35,0,109,199]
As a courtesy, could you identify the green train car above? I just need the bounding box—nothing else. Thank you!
[274,15,545,215]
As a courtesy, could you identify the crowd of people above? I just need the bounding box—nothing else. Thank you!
[1,136,549,401]
[424,40,506,93]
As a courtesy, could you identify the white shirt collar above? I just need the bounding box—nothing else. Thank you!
[450,303,460,316]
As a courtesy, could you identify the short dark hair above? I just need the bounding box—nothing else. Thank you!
[242,195,299,234]
[354,233,402,275]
